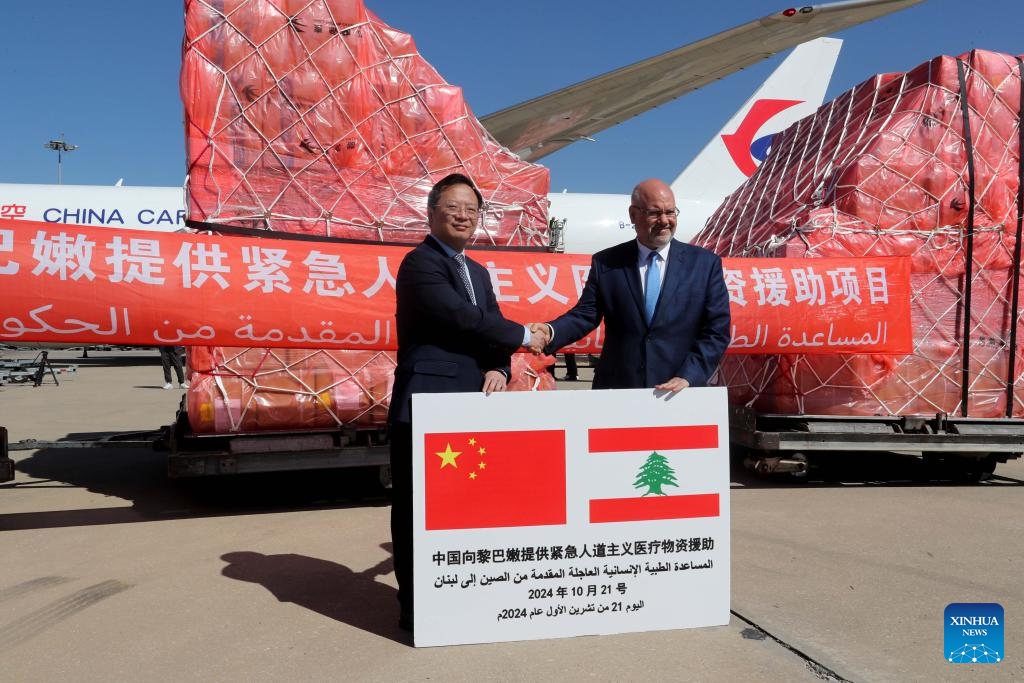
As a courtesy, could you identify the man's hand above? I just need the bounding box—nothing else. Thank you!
[482,369,508,395]
[526,322,551,354]
[654,377,690,393]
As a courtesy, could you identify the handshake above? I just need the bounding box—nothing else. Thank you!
[524,322,553,354]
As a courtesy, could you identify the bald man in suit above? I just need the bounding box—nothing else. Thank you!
[537,178,730,391]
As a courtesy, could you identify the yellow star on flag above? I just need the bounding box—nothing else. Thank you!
[436,443,461,469]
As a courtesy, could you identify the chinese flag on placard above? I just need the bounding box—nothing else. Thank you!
[587,425,721,524]
[423,430,566,531]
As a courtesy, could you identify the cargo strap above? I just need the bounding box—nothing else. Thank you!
[1007,58,1024,417]
[955,58,977,418]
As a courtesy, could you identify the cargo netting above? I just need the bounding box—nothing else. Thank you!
[693,50,1024,418]
[186,347,555,434]
[180,0,555,434]
[182,0,549,243]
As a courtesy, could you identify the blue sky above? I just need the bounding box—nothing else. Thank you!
[0,0,1019,194]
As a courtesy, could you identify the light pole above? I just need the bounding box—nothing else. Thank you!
[43,134,78,184]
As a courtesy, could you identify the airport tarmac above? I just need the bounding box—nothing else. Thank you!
[1,348,1021,682]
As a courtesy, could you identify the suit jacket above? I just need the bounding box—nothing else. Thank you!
[549,238,730,389]
[388,236,524,425]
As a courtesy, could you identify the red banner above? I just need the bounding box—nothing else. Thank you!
[0,220,912,354]
[721,256,912,354]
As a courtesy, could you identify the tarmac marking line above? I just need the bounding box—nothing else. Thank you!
[0,579,131,652]
[731,609,852,683]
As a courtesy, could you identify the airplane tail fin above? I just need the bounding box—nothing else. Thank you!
[671,37,842,213]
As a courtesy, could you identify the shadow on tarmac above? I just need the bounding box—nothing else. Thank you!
[730,449,1024,488]
[3,432,389,532]
[220,546,405,643]
[7,433,1020,531]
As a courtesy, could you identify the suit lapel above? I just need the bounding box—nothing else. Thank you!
[426,236,478,307]
[655,239,688,323]
[620,241,647,325]
[643,239,692,327]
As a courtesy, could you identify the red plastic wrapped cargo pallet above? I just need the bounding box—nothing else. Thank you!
[186,347,395,433]
[693,49,1024,418]
[180,1,555,434]
[185,347,554,434]
[181,0,550,244]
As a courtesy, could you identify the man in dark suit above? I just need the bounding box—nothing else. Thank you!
[388,173,544,631]
[536,178,730,391]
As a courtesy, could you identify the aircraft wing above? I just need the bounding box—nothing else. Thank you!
[481,0,922,162]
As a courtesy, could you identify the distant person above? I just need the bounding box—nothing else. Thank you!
[562,352,579,381]
[531,178,731,391]
[387,173,544,632]
[158,346,188,389]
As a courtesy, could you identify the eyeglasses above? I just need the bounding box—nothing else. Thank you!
[439,203,479,218]
[634,207,680,220]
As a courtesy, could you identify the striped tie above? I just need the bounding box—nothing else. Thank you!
[453,252,477,305]
[645,251,661,324]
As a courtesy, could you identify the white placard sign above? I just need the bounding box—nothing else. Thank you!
[411,387,730,647]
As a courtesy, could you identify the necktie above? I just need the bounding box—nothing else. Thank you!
[453,253,477,305]
[644,251,661,324]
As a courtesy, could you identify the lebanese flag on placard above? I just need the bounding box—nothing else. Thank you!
[423,429,566,531]
[587,425,721,524]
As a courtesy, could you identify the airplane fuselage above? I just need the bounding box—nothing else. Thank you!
[547,192,719,253]
[1,184,712,255]
[0,184,187,231]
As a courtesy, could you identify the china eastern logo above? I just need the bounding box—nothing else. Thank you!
[720,98,803,177]
[945,603,1003,663]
